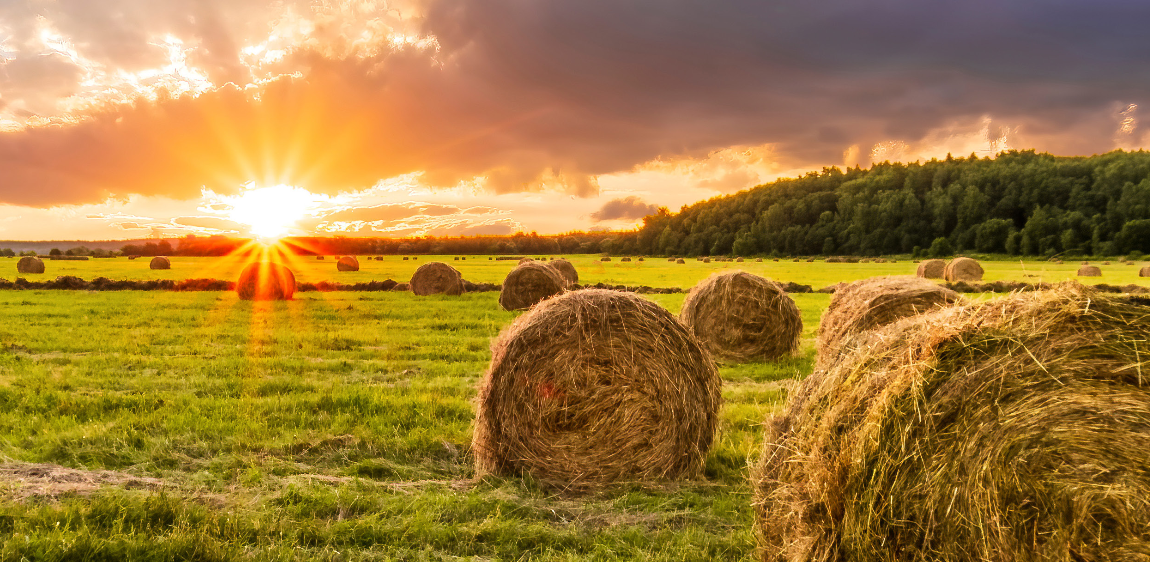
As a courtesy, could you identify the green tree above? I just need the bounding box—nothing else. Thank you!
[929,237,954,258]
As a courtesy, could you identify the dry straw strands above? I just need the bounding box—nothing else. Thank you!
[680,271,802,362]
[815,276,962,362]
[547,259,579,286]
[236,262,296,300]
[942,256,983,281]
[149,256,171,270]
[499,262,566,310]
[915,259,946,279]
[410,262,464,296]
[337,256,360,271]
[1078,265,1102,276]
[16,256,44,274]
[474,289,721,489]
[753,284,1150,562]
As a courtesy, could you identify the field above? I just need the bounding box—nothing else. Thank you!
[0,255,1146,560]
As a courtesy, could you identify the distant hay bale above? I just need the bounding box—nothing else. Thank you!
[499,262,567,310]
[601,257,611,262]
[753,284,1150,562]
[375,256,383,261]
[1082,261,1090,265]
[393,282,410,291]
[1141,266,1150,277]
[410,262,464,296]
[474,289,721,488]
[679,271,802,362]
[703,257,711,263]
[815,276,962,362]
[736,257,744,262]
[943,256,983,282]
[149,256,171,270]
[236,262,296,300]
[1104,260,1112,265]
[16,256,44,274]
[915,259,946,279]
[676,258,686,264]
[403,256,409,260]
[1078,265,1102,277]
[756,258,763,262]
[519,257,534,264]
[337,256,360,271]
[316,256,325,260]
[621,257,632,262]
[637,257,644,261]
[547,258,578,286]
[667,257,676,262]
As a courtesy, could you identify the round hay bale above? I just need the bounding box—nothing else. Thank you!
[547,258,578,286]
[667,257,676,262]
[753,284,1150,562]
[814,276,962,363]
[474,289,721,488]
[410,262,463,296]
[915,259,946,279]
[756,258,764,262]
[403,256,409,261]
[1081,261,1090,265]
[499,262,567,311]
[337,256,360,271]
[637,257,644,261]
[1140,266,1150,277]
[679,272,802,362]
[16,256,44,274]
[736,257,744,262]
[1103,260,1112,265]
[601,257,611,262]
[943,256,983,282]
[1078,265,1102,277]
[518,257,534,264]
[703,257,711,263]
[149,256,171,270]
[676,258,686,264]
[316,255,325,260]
[236,262,296,300]
[621,257,632,262]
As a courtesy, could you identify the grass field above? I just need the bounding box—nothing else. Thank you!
[0,255,1144,560]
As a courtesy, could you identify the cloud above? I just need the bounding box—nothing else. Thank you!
[590,196,659,222]
[318,203,462,223]
[171,216,249,233]
[2,0,1150,207]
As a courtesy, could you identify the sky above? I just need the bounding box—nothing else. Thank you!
[1,0,1149,240]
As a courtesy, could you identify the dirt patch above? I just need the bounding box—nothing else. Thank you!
[0,462,164,501]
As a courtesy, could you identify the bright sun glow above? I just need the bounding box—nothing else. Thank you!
[224,184,319,240]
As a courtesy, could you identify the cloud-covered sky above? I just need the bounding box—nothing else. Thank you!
[0,0,1148,239]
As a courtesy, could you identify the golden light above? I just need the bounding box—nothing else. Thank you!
[224,183,320,241]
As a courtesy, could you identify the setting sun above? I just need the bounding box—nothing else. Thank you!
[223,184,319,240]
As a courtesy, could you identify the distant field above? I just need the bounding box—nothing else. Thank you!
[5,254,1150,289]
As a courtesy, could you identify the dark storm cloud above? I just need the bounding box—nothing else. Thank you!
[590,196,659,222]
[3,0,1150,206]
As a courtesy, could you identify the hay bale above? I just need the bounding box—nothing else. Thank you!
[679,272,802,362]
[410,262,463,296]
[752,284,1150,562]
[547,258,578,286]
[814,276,962,362]
[1078,265,1102,277]
[601,257,611,262]
[1082,261,1090,265]
[337,256,360,271]
[621,257,632,262]
[637,257,644,262]
[1141,266,1150,277]
[149,256,171,270]
[236,262,296,300]
[943,256,983,282]
[915,259,946,279]
[518,257,534,264]
[393,282,410,291]
[16,256,44,274]
[757,258,764,262]
[499,262,567,310]
[474,289,721,488]
[676,258,686,264]
[403,256,409,260]
[703,257,711,263]
[316,255,325,260]
[736,257,744,262]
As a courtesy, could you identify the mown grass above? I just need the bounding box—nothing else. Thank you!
[0,287,828,561]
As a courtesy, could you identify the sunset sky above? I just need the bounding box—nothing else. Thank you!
[1,0,1148,240]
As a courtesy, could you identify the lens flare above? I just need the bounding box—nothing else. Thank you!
[223,184,320,240]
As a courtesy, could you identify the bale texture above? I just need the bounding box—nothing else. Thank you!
[547,258,578,286]
[474,289,721,488]
[679,271,802,362]
[1141,266,1150,277]
[410,262,463,296]
[815,276,962,361]
[337,256,360,271]
[915,259,946,279]
[753,284,1150,562]
[499,262,567,310]
[236,262,296,300]
[943,256,983,281]
[149,256,171,270]
[1078,265,1102,277]
[16,257,44,274]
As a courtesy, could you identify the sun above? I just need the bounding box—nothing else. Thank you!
[224,184,319,240]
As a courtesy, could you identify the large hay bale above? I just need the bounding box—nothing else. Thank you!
[149,256,171,270]
[679,272,802,362]
[915,259,946,278]
[499,262,566,310]
[1141,266,1150,277]
[547,258,578,286]
[16,256,45,274]
[1078,265,1102,277]
[474,289,721,488]
[815,276,962,362]
[753,284,1150,562]
[410,262,463,296]
[236,262,296,300]
[942,256,983,282]
[337,256,360,271]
